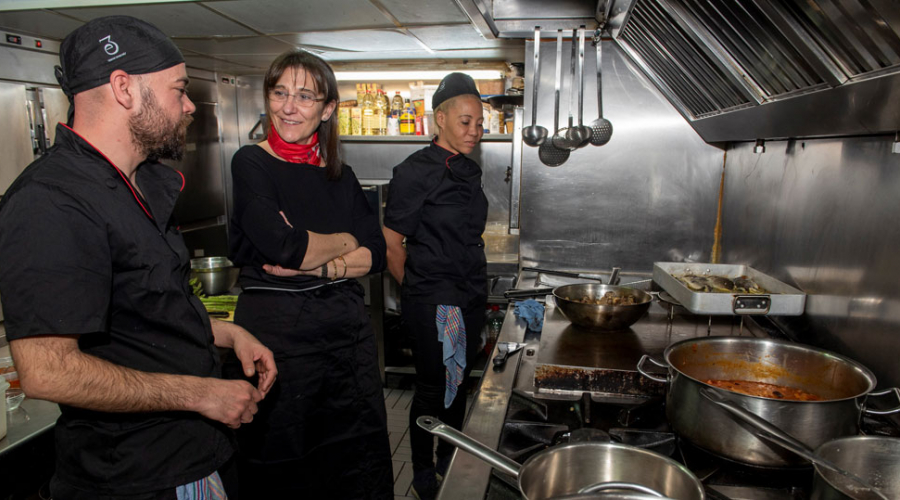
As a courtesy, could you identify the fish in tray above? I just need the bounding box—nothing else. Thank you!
[677,273,766,294]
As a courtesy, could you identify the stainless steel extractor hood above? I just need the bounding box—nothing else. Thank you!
[611,0,900,142]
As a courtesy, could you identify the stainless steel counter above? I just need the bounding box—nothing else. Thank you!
[0,398,60,457]
[437,270,769,499]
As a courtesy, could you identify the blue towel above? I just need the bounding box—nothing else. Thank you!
[436,305,466,409]
[514,299,545,332]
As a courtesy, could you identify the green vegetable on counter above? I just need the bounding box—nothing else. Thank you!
[189,277,205,298]
[190,277,238,312]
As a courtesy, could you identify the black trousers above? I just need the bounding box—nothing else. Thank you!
[402,297,486,473]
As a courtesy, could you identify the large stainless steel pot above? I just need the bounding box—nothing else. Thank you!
[637,337,900,467]
[416,416,705,500]
[812,436,900,500]
[553,284,652,330]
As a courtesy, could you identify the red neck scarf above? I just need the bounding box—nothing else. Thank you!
[268,123,321,165]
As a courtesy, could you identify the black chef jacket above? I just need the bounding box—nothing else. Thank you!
[384,141,488,306]
[0,124,234,496]
[228,145,386,291]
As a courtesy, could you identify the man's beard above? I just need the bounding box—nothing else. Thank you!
[129,85,193,161]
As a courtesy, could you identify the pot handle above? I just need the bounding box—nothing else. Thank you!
[578,482,668,497]
[863,387,900,415]
[416,416,521,478]
[636,355,669,384]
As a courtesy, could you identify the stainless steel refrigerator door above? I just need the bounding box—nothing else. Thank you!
[0,81,35,195]
[40,87,69,147]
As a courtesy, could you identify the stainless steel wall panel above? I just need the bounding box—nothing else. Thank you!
[721,136,900,389]
[519,39,723,272]
[0,81,34,195]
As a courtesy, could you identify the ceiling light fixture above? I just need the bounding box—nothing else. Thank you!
[0,0,201,10]
[333,70,504,81]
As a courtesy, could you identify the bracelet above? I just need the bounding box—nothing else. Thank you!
[320,263,328,278]
[337,255,347,279]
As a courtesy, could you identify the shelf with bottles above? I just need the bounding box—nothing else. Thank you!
[336,80,514,140]
[340,134,513,142]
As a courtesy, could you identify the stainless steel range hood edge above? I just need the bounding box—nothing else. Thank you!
[614,0,900,142]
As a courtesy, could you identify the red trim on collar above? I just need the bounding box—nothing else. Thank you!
[175,169,185,192]
[432,139,460,169]
[60,123,154,221]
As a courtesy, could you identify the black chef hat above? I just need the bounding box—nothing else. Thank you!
[55,15,184,100]
[432,72,480,110]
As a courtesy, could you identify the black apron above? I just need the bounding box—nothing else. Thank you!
[225,280,392,499]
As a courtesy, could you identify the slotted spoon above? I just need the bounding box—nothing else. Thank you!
[589,33,613,146]
[574,27,593,148]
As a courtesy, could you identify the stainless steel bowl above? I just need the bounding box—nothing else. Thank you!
[190,257,239,295]
[553,284,652,330]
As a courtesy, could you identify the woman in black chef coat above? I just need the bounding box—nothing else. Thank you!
[383,73,488,500]
[226,50,392,499]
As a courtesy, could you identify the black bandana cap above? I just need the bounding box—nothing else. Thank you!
[55,15,184,123]
[432,72,481,110]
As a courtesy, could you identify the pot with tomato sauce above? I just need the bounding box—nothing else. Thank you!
[637,337,900,467]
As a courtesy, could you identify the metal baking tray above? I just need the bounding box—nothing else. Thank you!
[653,262,806,316]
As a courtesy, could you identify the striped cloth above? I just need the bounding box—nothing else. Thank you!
[176,471,227,500]
[436,305,466,408]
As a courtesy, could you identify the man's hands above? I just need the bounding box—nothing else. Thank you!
[10,334,271,429]
[210,319,278,395]
[230,326,278,395]
[195,378,262,429]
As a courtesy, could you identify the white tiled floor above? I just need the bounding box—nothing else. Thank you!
[384,384,417,499]
[384,376,475,500]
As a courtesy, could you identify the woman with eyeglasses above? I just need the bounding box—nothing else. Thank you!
[383,73,488,500]
[226,50,392,499]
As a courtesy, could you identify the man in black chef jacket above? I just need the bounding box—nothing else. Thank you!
[0,16,276,500]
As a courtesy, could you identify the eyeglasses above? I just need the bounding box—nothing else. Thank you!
[269,89,326,107]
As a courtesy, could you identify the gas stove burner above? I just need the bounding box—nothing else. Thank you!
[608,428,676,457]
[616,395,666,427]
[553,427,611,445]
[676,436,814,500]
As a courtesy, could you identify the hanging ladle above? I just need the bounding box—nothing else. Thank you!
[589,29,613,146]
[701,388,890,500]
[538,30,570,167]
[522,27,547,147]
[554,29,587,151]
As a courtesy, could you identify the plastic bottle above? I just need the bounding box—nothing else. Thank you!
[355,83,364,106]
[400,100,416,135]
[390,91,404,117]
[361,90,376,136]
[374,90,389,136]
[484,305,504,355]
